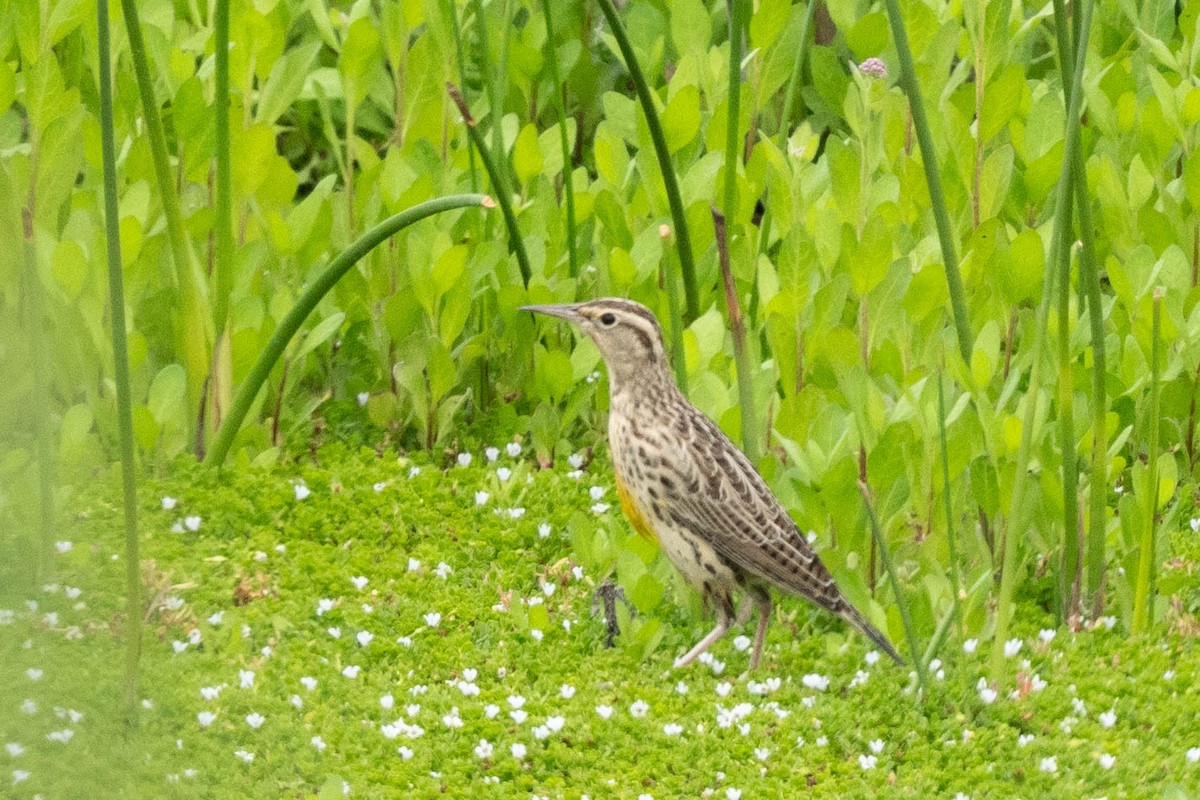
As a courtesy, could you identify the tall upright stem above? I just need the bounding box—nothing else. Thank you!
[597,0,700,320]
[99,0,143,717]
[540,0,579,276]
[881,0,972,362]
[714,208,759,463]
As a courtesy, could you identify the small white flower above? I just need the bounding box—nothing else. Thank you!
[300,676,318,692]
[341,665,360,679]
[754,747,770,761]
[1099,709,1116,728]
[530,629,543,642]
[442,708,463,728]
[675,681,688,695]
[1099,615,1117,630]
[963,638,978,654]
[234,749,254,763]
[184,516,202,532]
[397,746,413,760]
[802,674,829,691]
[435,562,452,579]
[350,576,368,591]
[1004,638,1023,658]
[20,699,36,715]
[506,442,521,457]
[457,452,472,467]
[356,631,374,647]
[408,466,421,478]
[356,391,369,406]
[589,486,606,501]
[1165,669,1176,680]
[294,484,310,501]
[496,467,512,482]
[560,684,576,699]
[162,497,177,510]
[595,705,614,719]
[5,743,23,757]
[423,612,441,627]
[373,482,386,493]
[571,565,584,580]
[1039,756,1057,773]
[510,709,528,724]
[732,635,751,652]
[511,742,527,759]
[485,447,499,462]
[474,491,489,506]
[25,668,42,682]
[238,669,255,689]
[568,453,584,469]
[245,713,265,729]
[311,735,327,751]
[591,502,610,514]
[327,627,342,639]
[868,739,884,754]
[630,699,649,718]
[858,754,877,770]
[537,523,552,539]
[1038,629,1056,643]
[55,541,73,553]
[474,739,493,759]
[977,678,997,705]
[715,682,732,698]
[864,650,880,666]
[663,723,683,736]
[197,711,216,727]
[725,789,742,800]
[1189,517,1200,532]
[1186,747,1200,763]
[1099,753,1115,769]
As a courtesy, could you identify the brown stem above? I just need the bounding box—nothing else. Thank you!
[272,358,290,448]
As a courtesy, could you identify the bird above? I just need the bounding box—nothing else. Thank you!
[521,297,902,669]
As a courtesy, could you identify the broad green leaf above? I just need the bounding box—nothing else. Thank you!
[980,65,1024,142]
[661,84,700,153]
[148,365,187,425]
[256,42,322,125]
[59,404,94,460]
[512,123,543,185]
[51,239,87,299]
[846,12,889,58]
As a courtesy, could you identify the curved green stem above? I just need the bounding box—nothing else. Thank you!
[597,0,700,321]
[881,0,972,363]
[205,194,491,466]
[1132,289,1163,633]
[937,369,963,639]
[99,0,143,718]
[447,84,532,285]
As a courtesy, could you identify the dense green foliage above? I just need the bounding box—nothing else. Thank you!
[5,0,1200,785]
[2,447,1198,796]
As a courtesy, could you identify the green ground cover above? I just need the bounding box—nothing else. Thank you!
[3,444,1198,799]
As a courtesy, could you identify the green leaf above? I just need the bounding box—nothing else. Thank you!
[661,84,700,153]
[980,65,1024,142]
[256,42,322,125]
[59,404,94,460]
[51,239,87,299]
[148,365,187,426]
[670,0,710,58]
[295,313,345,361]
[846,12,889,58]
[512,123,543,185]
[630,572,664,613]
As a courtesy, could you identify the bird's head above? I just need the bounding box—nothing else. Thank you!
[521,298,668,390]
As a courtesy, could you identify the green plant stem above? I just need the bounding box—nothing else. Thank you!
[777,0,817,137]
[713,207,758,462]
[1055,197,1079,623]
[98,0,143,718]
[205,194,491,467]
[990,0,1092,679]
[119,0,211,425]
[597,0,699,321]
[1132,289,1163,633]
[24,238,53,585]
[447,84,532,285]
[446,0,479,192]
[213,0,232,335]
[722,0,744,225]
[860,480,927,693]
[937,369,963,639]
[660,228,690,396]
[881,0,972,363]
[540,0,579,277]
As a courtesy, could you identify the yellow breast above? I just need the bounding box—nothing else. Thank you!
[614,471,659,544]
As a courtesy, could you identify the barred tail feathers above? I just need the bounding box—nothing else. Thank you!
[840,604,904,665]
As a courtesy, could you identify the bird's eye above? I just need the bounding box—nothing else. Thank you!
[599,313,617,327]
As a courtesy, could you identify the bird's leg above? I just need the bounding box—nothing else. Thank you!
[734,594,754,626]
[747,590,773,671]
[674,602,733,669]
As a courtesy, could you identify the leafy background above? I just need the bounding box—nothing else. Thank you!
[2,0,1200,718]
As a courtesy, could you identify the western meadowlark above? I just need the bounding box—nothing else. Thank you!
[522,298,902,669]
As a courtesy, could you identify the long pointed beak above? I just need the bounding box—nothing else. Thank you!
[519,303,586,324]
